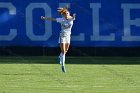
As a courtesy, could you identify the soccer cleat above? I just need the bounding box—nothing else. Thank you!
[58,56,62,64]
[62,66,66,73]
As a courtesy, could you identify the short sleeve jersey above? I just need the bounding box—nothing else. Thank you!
[56,17,74,34]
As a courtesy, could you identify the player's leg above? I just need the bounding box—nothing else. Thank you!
[60,43,66,55]
[59,52,63,64]
[65,35,71,54]
[58,36,63,64]
[60,36,70,72]
[59,43,69,65]
[58,34,70,72]
[60,43,66,72]
[65,43,70,54]
[58,34,69,64]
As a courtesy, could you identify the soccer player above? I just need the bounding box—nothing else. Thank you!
[41,5,76,72]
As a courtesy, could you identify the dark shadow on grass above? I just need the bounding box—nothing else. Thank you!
[0,56,140,64]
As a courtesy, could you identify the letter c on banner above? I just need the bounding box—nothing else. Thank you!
[0,3,17,41]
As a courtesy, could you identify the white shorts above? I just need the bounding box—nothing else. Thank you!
[58,33,71,43]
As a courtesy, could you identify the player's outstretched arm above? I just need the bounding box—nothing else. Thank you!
[41,16,56,21]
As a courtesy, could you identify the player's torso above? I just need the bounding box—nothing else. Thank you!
[60,18,73,34]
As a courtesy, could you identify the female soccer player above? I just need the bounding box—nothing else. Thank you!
[41,5,76,72]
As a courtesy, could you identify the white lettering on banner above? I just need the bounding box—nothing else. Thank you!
[90,3,115,41]
[122,4,140,41]
[1,2,140,42]
[0,3,17,40]
[26,3,52,41]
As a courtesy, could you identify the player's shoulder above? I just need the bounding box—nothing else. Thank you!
[69,16,75,21]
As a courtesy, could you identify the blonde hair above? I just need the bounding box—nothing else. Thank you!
[57,5,69,15]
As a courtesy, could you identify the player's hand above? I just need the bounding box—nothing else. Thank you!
[73,13,76,17]
[41,16,46,20]
[72,13,76,20]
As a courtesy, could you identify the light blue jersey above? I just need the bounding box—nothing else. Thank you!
[56,17,74,34]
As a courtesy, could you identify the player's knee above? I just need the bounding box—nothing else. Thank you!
[62,51,66,55]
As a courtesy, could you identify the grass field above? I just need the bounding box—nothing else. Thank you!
[0,56,140,93]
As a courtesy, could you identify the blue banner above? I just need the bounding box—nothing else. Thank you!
[0,0,140,47]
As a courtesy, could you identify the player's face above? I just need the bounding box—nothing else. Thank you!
[64,11,70,17]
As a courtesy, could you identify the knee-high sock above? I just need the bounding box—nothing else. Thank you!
[60,50,67,57]
[59,52,63,57]
[61,54,65,66]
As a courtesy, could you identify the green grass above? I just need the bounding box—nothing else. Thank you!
[0,56,139,93]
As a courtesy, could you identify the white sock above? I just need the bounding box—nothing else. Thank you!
[59,52,63,57]
[61,54,65,66]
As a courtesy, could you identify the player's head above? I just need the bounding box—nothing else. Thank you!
[57,5,70,17]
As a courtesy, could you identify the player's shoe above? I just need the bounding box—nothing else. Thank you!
[62,66,66,73]
[58,56,62,64]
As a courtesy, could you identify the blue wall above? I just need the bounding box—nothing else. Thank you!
[0,0,140,47]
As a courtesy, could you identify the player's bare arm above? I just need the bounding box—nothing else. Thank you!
[41,16,56,21]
